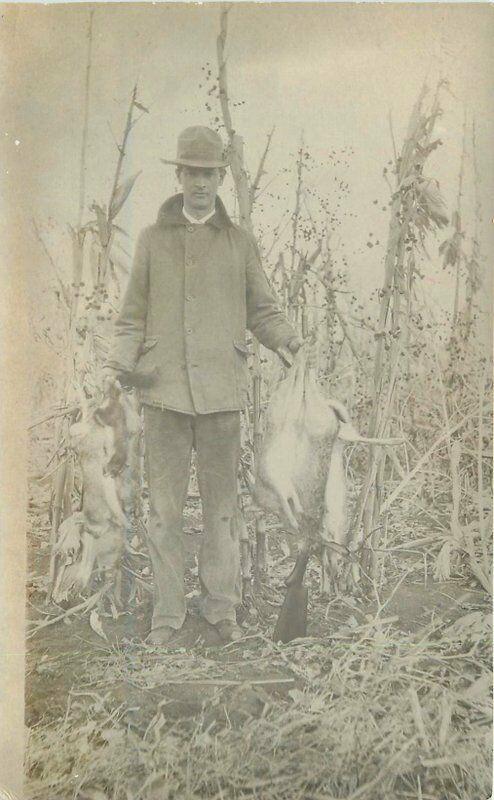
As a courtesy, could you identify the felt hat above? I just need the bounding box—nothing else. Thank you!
[161,126,229,168]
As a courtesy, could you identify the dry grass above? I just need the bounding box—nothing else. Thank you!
[26,593,492,800]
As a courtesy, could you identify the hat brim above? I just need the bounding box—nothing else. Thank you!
[160,158,230,168]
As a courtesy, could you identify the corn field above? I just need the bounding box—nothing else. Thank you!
[20,6,492,800]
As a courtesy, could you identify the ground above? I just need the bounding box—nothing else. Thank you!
[26,567,484,730]
[24,428,492,800]
[25,484,492,800]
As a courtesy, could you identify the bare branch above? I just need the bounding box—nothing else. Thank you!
[387,109,398,165]
[28,404,79,431]
[216,6,252,231]
[249,126,275,212]
[290,132,304,275]
[107,82,139,222]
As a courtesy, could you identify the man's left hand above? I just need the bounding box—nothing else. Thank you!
[287,337,304,355]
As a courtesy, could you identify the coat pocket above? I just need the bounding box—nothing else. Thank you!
[139,336,159,356]
[233,340,250,357]
[133,336,160,388]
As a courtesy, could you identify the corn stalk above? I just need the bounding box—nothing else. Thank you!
[354,83,449,581]
[47,9,95,593]
[463,119,482,337]
[288,136,305,326]
[77,9,94,230]
[452,115,467,329]
[439,111,467,335]
[46,80,144,596]
[217,5,276,578]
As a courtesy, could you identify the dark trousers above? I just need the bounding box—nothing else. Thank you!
[143,406,242,631]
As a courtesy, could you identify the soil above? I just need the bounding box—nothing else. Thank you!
[25,435,489,798]
[26,517,484,732]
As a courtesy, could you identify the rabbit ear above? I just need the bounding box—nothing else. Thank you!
[327,398,351,424]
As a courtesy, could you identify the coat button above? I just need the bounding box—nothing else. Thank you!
[187,225,194,232]
[186,328,192,334]
[186,295,193,301]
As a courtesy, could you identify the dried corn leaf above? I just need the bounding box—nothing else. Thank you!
[438,692,452,750]
[416,177,449,229]
[89,609,107,641]
[109,171,142,221]
[434,540,451,581]
[439,236,460,269]
[415,137,442,159]
[92,204,111,247]
[133,100,149,114]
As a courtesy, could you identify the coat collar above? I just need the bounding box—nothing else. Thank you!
[157,193,233,230]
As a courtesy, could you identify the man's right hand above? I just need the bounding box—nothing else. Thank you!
[100,366,121,393]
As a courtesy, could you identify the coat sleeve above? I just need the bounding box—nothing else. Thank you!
[106,228,150,372]
[245,234,297,352]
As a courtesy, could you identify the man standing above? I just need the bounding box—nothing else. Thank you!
[105,126,301,645]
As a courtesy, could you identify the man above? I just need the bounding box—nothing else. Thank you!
[105,126,302,645]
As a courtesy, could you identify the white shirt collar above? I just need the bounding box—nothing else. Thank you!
[182,205,216,225]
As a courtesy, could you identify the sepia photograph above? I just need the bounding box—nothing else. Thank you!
[1,2,493,799]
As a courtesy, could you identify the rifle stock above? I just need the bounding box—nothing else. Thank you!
[273,545,310,643]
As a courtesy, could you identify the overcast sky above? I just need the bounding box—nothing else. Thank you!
[4,2,494,315]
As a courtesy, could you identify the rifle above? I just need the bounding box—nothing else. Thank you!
[273,543,311,643]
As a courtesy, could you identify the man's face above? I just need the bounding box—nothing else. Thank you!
[178,166,223,216]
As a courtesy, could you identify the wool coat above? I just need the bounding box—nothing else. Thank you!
[108,193,296,414]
